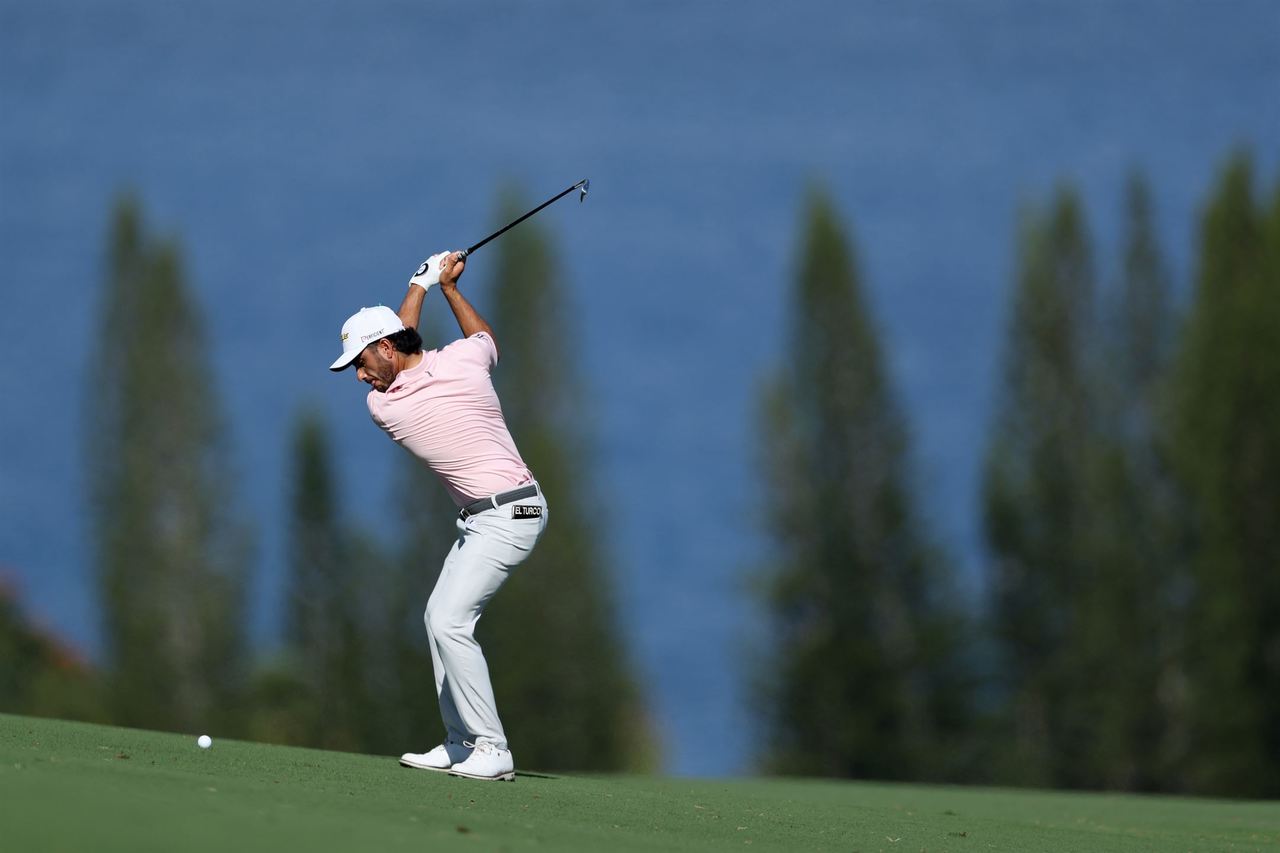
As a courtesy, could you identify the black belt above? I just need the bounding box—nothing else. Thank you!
[459,484,539,520]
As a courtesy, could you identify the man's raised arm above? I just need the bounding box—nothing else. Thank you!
[438,252,500,358]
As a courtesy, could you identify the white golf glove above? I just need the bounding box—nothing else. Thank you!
[409,251,451,291]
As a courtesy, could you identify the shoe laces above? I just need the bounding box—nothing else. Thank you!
[463,739,499,756]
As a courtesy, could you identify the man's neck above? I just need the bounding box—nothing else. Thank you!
[394,350,424,377]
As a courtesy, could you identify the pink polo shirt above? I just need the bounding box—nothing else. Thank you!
[367,332,533,507]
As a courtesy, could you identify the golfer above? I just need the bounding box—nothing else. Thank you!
[329,251,547,782]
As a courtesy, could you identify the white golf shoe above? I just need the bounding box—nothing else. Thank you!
[400,741,472,772]
[448,739,515,781]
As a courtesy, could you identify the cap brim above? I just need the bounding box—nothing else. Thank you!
[329,348,361,372]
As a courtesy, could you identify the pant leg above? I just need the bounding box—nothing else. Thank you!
[425,528,469,744]
[424,494,547,749]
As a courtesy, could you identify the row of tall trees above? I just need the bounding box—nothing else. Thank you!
[981,154,1280,796]
[757,152,1280,798]
[2,151,1274,795]
[48,191,652,770]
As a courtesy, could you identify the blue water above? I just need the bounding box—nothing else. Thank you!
[1,0,1277,775]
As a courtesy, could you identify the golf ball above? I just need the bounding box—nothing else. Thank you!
[197,735,212,749]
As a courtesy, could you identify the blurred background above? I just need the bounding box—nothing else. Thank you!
[2,0,1278,795]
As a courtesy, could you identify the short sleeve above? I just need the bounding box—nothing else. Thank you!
[366,390,385,426]
[440,331,498,371]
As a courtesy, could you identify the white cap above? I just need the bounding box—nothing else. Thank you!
[329,305,405,371]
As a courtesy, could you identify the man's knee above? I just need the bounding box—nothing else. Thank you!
[425,602,471,644]
[423,591,440,633]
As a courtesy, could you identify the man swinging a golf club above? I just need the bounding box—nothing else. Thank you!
[328,250,547,782]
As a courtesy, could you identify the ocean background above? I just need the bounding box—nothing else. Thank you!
[1,0,1277,775]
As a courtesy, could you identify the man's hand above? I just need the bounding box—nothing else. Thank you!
[439,252,466,291]
[409,251,451,292]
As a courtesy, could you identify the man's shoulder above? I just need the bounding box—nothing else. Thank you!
[438,332,497,368]
[440,330,494,349]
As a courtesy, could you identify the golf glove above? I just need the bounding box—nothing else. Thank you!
[409,251,451,291]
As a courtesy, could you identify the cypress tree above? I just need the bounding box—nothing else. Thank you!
[982,187,1097,786]
[87,195,250,733]
[479,186,653,772]
[1170,154,1280,797]
[1073,174,1181,790]
[281,408,372,750]
[758,189,967,780]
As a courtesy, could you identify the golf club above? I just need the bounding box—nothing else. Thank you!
[458,178,590,260]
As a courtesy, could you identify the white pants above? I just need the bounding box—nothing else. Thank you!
[424,489,547,750]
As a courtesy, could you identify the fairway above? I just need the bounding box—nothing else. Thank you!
[2,714,1276,852]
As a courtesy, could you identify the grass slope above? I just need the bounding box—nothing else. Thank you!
[2,714,1277,852]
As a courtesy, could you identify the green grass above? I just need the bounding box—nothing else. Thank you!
[2,714,1277,852]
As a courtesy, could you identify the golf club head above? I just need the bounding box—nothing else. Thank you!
[579,179,590,202]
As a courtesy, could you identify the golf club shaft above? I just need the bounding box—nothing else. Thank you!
[461,179,589,259]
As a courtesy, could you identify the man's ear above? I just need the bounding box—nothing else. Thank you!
[378,337,396,359]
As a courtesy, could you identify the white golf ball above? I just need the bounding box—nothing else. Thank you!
[197,735,212,749]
